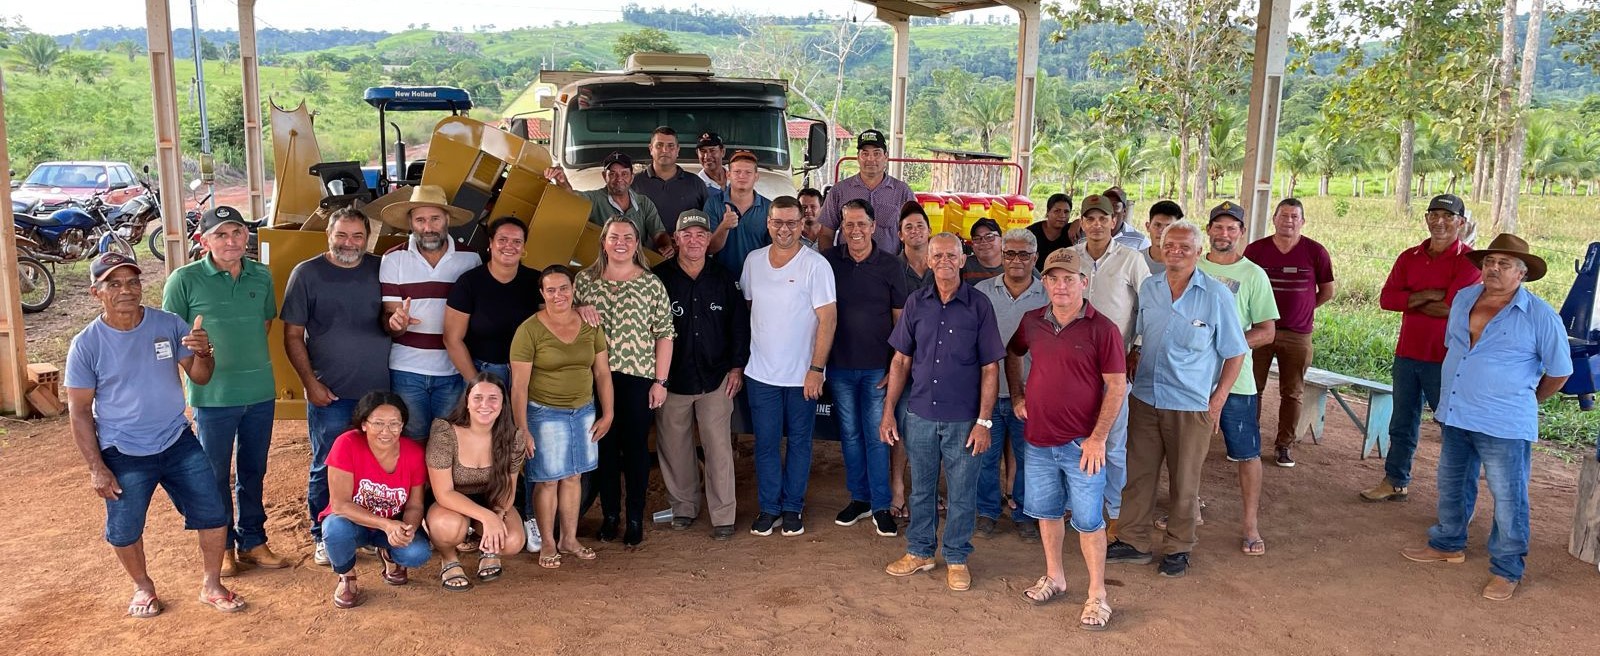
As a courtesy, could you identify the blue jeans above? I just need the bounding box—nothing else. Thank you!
[320,514,433,575]
[747,378,818,515]
[306,398,359,542]
[390,370,464,441]
[978,397,1030,522]
[1428,425,1522,581]
[101,430,228,547]
[828,368,891,511]
[1386,356,1443,487]
[473,360,511,388]
[1023,438,1107,533]
[1103,395,1129,519]
[1219,393,1262,461]
[194,399,276,551]
[903,411,981,564]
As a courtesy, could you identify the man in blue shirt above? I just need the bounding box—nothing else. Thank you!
[705,150,770,278]
[879,233,1006,592]
[1401,233,1571,601]
[66,253,245,616]
[1107,221,1248,578]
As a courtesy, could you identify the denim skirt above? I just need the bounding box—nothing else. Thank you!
[526,399,598,482]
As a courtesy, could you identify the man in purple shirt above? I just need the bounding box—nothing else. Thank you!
[817,129,918,253]
[878,232,1006,592]
[1243,198,1336,467]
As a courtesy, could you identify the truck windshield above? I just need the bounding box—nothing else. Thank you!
[563,106,790,171]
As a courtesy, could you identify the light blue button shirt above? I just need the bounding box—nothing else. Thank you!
[976,275,1047,398]
[1132,269,1250,411]
[1437,284,1573,441]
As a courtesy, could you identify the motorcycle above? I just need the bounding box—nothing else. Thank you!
[149,181,260,262]
[13,193,136,265]
[15,254,55,314]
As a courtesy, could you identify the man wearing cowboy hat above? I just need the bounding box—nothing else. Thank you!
[1401,233,1571,601]
[816,129,918,254]
[378,185,483,440]
[163,205,285,576]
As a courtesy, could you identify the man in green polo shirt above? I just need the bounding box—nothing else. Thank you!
[162,205,285,576]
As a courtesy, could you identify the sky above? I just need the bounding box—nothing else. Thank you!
[16,0,1012,34]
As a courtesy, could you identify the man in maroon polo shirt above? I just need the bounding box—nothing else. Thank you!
[1005,248,1126,630]
[1244,198,1336,467]
[1360,194,1480,502]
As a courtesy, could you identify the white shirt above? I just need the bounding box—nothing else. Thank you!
[379,235,481,376]
[740,246,837,387]
[1073,240,1152,349]
[697,168,725,191]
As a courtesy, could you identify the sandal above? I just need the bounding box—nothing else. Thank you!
[127,590,162,619]
[477,552,503,582]
[1022,575,1068,606]
[538,552,563,569]
[197,590,247,613]
[1241,537,1267,556]
[376,548,408,586]
[332,573,362,609]
[440,561,474,592]
[1079,597,1112,631]
[890,504,909,521]
[559,546,597,561]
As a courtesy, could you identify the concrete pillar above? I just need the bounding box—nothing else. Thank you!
[999,0,1040,195]
[1240,0,1291,241]
[876,7,912,179]
[0,67,33,415]
[238,0,267,221]
[146,0,190,270]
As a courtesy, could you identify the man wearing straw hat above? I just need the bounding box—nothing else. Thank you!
[378,185,482,440]
[1400,233,1571,601]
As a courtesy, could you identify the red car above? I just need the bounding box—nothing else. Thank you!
[11,161,146,214]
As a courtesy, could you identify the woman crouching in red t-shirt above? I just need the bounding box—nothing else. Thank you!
[320,391,431,608]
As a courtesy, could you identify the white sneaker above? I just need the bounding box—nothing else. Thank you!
[524,517,543,553]
[313,541,330,566]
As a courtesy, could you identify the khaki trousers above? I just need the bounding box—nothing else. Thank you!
[655,389,737,527]
[1119,396,1213,555]
[1252,328,1313,449]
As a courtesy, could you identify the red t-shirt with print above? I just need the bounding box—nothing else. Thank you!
[317,430,427,521]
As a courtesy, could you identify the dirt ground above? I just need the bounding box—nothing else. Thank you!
[0,376,1595,655]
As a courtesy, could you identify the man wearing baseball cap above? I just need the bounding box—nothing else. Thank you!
[68,253,246,615]
[817,129,918,254]
[162,205,285,576]
[1401,232,1571,601]
[1006,248,1127,629]
[961,217,1006,283]
[696,131,728,190]
[545,151,672,256]
[1101,187,1150,252]
[652,210,750,540]
[1196,201,1279,556]
[1361,194,1480,504]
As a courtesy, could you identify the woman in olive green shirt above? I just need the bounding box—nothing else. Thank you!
[511,265,613,568]
[576,217,675,548]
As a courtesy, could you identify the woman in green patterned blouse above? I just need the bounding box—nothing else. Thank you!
[577,217,675,548]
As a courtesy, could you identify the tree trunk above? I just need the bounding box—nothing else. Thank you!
[1177,127,1193,210]
[1396,117,1416,212]
[1471,144,1486,202]
[1490,0,1520,229]
[1319,175,1330,196]
[1194,127,1211,207]
[1497,0,1544,234]
[1571,456,1600,565]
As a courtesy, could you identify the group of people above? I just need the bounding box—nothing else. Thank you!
[66,126,1572,628]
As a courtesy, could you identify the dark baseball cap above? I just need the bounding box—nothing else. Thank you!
[857,129,888,151]
[696,132,723,149]
[1149,199,1185,219]
[970,217,1002,237]
[1427,194,1465,216]
[676,209,711,232]
[201,205,248,235]
[1080,194,1114,217]
[1101,187,1127,208]
[89,252,141,284]
[600,151,633,169]
[1208,201,1245,225]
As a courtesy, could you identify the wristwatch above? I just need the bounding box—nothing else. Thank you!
[975,418,994,429]
[809,365,825,374]
[654,378,668,387]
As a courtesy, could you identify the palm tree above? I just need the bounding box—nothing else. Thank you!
[1144,136,1183,198]
[112,39,144,63]
[13,33,64,75]
[1276,136,1314,198]
[1207,106,1246,197]
[1103,142,1150,189]
[292,67,329,96]
[949,82,1014,153]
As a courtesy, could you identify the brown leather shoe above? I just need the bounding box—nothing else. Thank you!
[885,553,936,577]
[1106,518,1119,542]
[237,544,290,569]
[946,564,971,591]
[1482,575,1518,601]
[1360,479,1409,503]
[219,550,241,577]
[1400,545,1466,563]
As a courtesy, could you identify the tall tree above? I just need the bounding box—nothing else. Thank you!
[611,27,679,64]
[12,33,64,75]
[1491,0,1545,233]
[1051,0,1253,211]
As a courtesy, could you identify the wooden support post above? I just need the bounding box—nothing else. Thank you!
[238,0,267,221]
[147,0,190,271]
[1240,0,1290,241]
[875,6,911,180]
[1571,455,1600,566]
[0,66,34,416]
[998,0,1040,195]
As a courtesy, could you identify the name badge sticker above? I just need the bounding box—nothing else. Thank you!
[154,339,174,360]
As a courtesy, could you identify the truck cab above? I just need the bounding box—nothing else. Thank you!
[539,53,825,200]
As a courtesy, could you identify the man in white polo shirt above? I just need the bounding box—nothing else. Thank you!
[379,185,482,440]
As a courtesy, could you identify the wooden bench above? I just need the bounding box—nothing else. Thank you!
[1293,366,1394,459]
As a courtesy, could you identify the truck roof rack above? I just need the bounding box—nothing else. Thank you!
[623,53,713,76]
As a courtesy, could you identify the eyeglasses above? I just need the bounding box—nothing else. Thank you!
[365,421,403,433]
[1001,250,1036,261]
[971,233,1000,243]
[770,220,801,230]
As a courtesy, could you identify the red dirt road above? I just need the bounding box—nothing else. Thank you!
[0,382,1594,655]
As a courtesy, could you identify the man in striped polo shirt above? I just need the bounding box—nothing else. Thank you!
[379,185,482,440]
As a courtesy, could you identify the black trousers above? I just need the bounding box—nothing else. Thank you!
[597,372,655,523]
